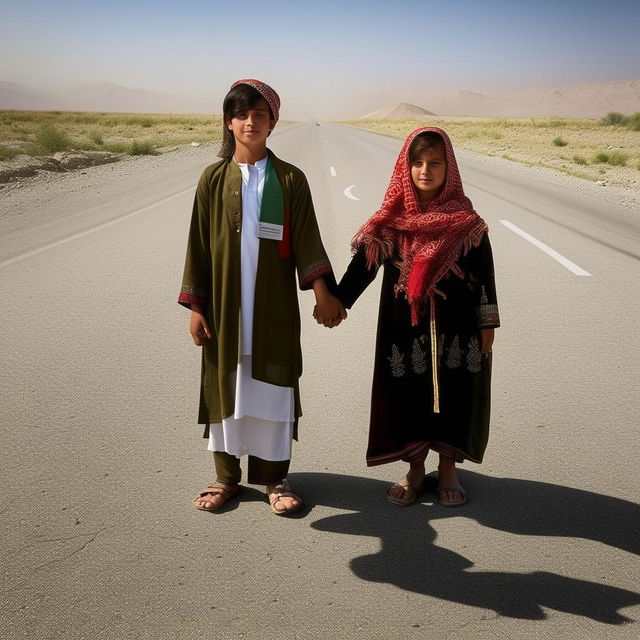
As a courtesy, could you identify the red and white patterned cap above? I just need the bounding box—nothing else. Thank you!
[230,78,280,122]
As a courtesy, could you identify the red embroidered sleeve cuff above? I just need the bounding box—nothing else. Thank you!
[178,291,208,310]
[299,261,333,290]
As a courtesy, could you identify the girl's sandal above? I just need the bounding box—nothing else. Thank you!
[435,485,467,507]
[266,481,303,516]
[194,482,241,511]
[387,475,423,506]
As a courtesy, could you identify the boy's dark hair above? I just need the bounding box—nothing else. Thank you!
[219,84,274,160]
[408,131,446,163]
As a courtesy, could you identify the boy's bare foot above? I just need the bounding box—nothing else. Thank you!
[266,481,303,515]
[194,482,241,511]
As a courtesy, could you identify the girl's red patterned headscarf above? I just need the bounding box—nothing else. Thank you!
[231,78,280,122]
[352,126,488,324]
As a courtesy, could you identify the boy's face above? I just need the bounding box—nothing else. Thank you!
[410,146,447,205]
[226,97,275,148]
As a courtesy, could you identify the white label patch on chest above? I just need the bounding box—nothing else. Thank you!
[257,221,283,241]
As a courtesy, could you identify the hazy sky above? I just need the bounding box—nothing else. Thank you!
[1,0,639,118]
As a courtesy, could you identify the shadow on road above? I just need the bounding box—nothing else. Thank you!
[291,471,640,623]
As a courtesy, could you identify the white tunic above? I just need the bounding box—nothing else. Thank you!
[208,156,294,461]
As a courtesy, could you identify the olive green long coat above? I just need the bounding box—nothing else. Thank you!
[179,150,333,436]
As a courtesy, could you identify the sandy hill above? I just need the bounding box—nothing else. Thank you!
[361,103,437,119]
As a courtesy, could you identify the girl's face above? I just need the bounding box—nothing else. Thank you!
[410,146,447,206]
[226,97,275,149]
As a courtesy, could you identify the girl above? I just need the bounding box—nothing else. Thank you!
[179,79,344,515]
[334,127,500,506]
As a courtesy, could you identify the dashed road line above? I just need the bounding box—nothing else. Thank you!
[330,166,337,177]
[500,219,591,276]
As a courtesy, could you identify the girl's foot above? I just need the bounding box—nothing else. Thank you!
[436,457,467,506]
[266,481,303,516]
[194,482,241,511]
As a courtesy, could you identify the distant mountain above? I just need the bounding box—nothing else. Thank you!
[0,81,49,110]
[361,102,437,119]
[350,80,640,119]
[0,81,216,114]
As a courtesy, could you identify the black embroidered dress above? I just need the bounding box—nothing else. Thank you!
[338,234,500,466]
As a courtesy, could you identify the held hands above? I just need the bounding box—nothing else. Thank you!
[189,304,212,346]
[311,277,347,329]
[313,299,347,328]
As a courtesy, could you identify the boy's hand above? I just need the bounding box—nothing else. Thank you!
[480,328,494,354]
[190,308,212,346]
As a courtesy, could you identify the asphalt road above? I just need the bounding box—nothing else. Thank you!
[1,122,639,639]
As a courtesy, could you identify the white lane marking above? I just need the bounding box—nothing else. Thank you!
[500,219,592,276]
[0,187,194,269]
[344,185,360,201]
[330,166,337,177]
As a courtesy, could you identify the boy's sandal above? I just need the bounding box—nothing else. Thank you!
[435,485,467,507]
[387,475,423,506]
[194,482,241,511]
[266,481,303,516]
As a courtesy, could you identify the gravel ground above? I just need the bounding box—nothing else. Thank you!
[1,136,638,233]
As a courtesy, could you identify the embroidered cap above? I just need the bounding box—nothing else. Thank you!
[231,78,280,122]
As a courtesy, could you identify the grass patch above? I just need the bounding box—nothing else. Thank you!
[553,137,568,147]
[594,150,628,166]
[89,131,104,145]
[628,112,640,131]
[129,140,158,155]
[0,145,20,160]
[29,124,72,154]
[573,155,587,165]
[0,110,224,160]
[607,151,628,166]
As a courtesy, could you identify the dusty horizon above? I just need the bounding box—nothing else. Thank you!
[1,78,639,121]
[1,1,639,119]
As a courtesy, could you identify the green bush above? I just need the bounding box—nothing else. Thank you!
[593,150,628,166]
[129,140,157,155]
[607,151,628,166]
[32,124,72,153]
[600,111,629,126]
[553,137,568,147]
[573,155,587,165]
[89,131,104,145]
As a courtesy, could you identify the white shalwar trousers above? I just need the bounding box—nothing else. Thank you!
[207,356,295,461]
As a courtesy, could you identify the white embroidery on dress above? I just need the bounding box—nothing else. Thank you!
[388,344,405,377]
[445,335,462,369]
[411,338,426,374]
[467,336,482,373]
